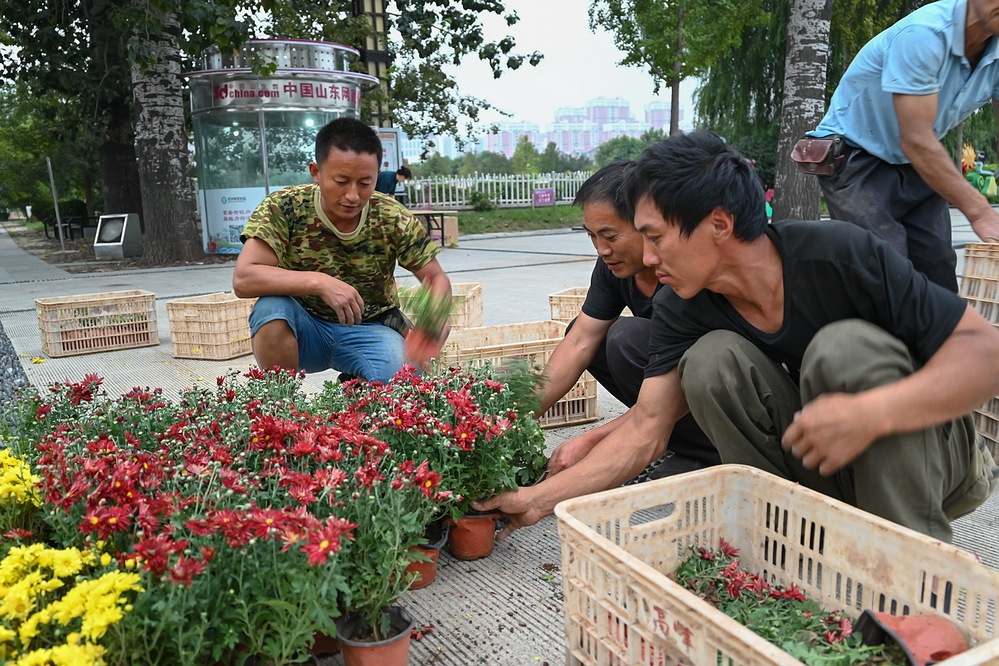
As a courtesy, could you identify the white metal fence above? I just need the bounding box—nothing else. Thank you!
[404,171,593,209]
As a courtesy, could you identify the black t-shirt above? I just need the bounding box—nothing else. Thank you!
[581,259,660,320]
[646,219,967,379]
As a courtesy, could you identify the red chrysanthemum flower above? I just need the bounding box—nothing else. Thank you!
[169,555,207,586]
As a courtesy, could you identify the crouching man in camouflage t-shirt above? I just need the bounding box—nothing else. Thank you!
[233,118,452,383]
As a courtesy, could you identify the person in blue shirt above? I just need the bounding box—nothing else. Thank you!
[809,0,999,292]
[374,165,412,199]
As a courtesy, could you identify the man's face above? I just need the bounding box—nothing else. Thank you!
[309,148,379,224]
[634,196,716,299]
[971,0,999,35]
[582,201,645,279]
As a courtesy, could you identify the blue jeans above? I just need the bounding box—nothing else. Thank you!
[248,296,405,383]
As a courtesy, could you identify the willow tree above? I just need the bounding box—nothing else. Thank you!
[590,0,766,136]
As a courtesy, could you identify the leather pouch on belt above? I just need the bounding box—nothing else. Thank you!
[791,136,844,176]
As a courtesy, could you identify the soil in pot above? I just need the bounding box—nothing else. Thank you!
[336,606,415,666]
[447,512,500,560]
[310,631,339,656]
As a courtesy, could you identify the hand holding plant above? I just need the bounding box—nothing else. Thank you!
[399,284,453,366]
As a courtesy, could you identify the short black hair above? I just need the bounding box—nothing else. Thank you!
[573,161,635,220]
[623,131,767,241]
[314,118,382,165]
[397,166,413,179]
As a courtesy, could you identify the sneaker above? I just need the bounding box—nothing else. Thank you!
[625,450,708,486]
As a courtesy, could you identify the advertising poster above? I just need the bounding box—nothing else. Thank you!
[200,187,267,254]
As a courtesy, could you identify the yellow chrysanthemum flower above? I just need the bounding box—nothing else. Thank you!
[0,451,41,508]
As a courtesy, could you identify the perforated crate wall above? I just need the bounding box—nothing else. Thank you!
[165,292,256,360]
[450,283,483,329]
[35,290,159,358]
[549,287,633,323]
[441,320,598,428]
[555,465,999,666]
[962,244,999,457]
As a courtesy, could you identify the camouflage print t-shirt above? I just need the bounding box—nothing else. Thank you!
[240,184,438,323]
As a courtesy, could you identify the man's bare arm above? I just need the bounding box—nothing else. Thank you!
[539,313,614,414]
[784,306,999,475]
[232,238,364,325]
[895,93,999,242]
[474,370,689,538]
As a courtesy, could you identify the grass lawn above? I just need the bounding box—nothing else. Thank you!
[456,205,584,235]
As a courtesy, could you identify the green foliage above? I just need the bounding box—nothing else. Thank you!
[0,87,100,216]
[590,0,767,132]
[512,135,540,174]
[674,542,906,665]
[538,142,594,173]
[411,154,460,178]
[594,129,666,167]
[696,0,933,180]
[399,284,454,336]
[941,106,998,164]
[467,190,495,212]
[456,205,585,235]
[730,127,780,190]
[479,150,516,174]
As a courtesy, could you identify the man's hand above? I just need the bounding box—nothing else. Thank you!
[318,276,364,326]
[781,392,882,476]
[473,488,545,541]
[547,436,596,476]
[971,209,999,244]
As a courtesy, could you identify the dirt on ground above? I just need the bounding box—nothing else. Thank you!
[2,220,237,274]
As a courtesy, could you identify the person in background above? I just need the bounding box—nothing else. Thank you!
[233,118,450,383]
[537,161,720,479]
[805,0,999,292]
[375,165,413,199]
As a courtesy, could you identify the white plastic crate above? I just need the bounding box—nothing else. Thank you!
[555,464,999,666]
[441,321,598,428]
[549,287,633,323]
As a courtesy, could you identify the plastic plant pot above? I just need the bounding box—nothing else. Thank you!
[446,513,500,561]
[336,606,415,666]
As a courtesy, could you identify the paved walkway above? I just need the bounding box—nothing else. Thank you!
[2,216,999,665]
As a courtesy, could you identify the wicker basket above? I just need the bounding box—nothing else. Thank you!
[35,290,159,358]
[165,292,257,360]
[549,287,633,323]
[962,244,999,455]
[555,464,999,666]
[440,320,598,428]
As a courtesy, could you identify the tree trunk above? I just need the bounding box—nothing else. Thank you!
[86,1,145,223]
[131,9,203,264]
[772,0,832,222]
[670,8,684,136]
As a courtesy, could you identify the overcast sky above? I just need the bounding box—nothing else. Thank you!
[444,0,698,131]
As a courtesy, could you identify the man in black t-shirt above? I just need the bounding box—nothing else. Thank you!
[477,131,999,543]
[538,162,720,478]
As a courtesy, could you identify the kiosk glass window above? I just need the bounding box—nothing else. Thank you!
[264,111,343,189]
[193,113,265,189]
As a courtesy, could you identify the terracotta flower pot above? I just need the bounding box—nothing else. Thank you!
[405,519,450,590]
[336,606,415,666]
[406,545,440,590]
[447,513,500,561]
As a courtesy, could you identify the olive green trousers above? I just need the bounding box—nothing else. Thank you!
[677,319,998,542]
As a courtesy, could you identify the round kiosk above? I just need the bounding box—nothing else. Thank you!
[187,39,379,254]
